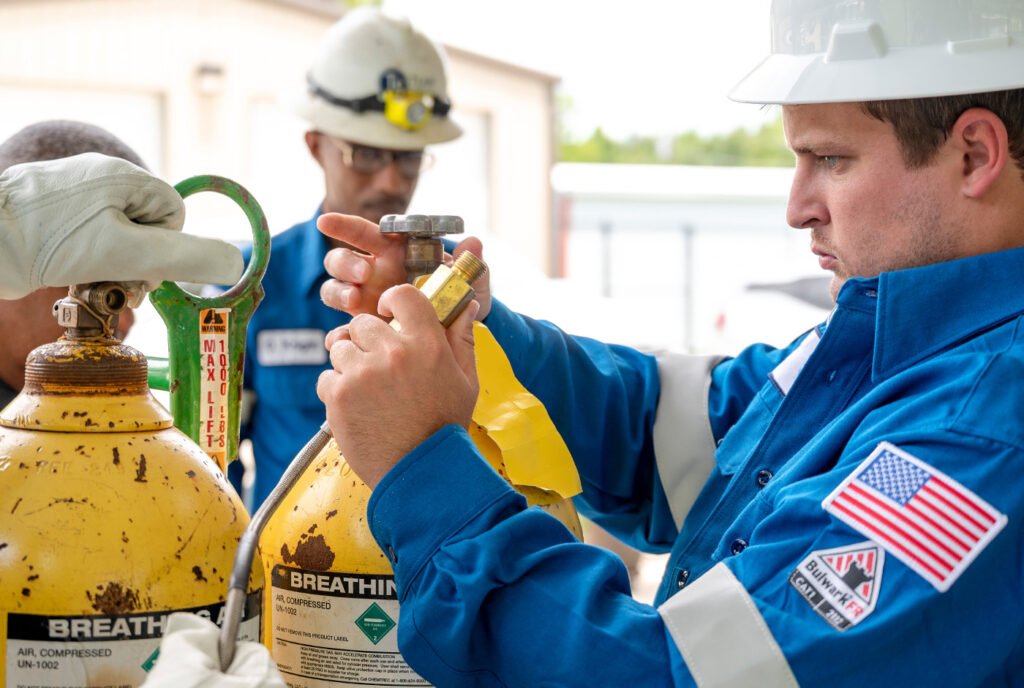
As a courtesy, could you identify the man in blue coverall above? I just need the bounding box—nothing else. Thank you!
[233,7,462,507]
[310,1,1024,685]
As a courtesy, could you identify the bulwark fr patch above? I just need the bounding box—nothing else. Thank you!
[789,542,884,631]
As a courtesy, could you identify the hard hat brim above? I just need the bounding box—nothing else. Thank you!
[729,44,1024,104]
[281,86,463,150]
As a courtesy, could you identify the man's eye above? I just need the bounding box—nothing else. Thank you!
[354,148,384,163]
[820,155,842,169]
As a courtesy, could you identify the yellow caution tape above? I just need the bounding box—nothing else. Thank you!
[470,322,582,499]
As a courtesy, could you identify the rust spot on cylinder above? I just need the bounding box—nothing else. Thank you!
[112,447,120,465]
[325,509,337,520]
[22,588,30,596]
[280,534,335,571]
[186,470,196,478]
[192,565,207,582]
[134,454,147,482]
[11,497,21,513]
[88,582,140,614]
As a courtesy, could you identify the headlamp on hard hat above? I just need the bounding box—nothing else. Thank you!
[306,67,452,132]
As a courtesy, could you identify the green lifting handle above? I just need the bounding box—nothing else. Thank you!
[147,175,271,473]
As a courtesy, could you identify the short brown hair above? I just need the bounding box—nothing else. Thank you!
[861,89,1024,175]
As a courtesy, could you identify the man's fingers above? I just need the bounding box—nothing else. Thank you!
[323,247,373,284]
[320,279,361,312]
[452,236,483,262]
[447,300,480,382]
[316,369,338,404]
[328,339,359,372]
[379,284,442,334]
[317,213,391,255]
[324,324,350,350]
[345,312,395,353]
[450,236,491,321]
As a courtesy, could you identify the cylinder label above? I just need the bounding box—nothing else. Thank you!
[199,307,231,469]
[4,592,261,688]
[270,564,428,687]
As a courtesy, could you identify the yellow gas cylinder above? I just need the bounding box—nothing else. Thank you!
[257,323,583,687]
[0,285,263,688]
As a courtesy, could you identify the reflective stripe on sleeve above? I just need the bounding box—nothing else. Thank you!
[658,563,798,688]
[653,352,723,531]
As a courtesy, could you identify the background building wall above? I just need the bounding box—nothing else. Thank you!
[0,0,556,275]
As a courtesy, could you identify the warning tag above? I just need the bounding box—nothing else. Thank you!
[199,308,231,470]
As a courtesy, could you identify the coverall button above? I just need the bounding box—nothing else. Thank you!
[387,545,398,563]
[676,569,690,588]
[756,469,773,487]
[730,539,748,555]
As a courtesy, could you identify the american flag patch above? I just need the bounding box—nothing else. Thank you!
[823,442,1007,592]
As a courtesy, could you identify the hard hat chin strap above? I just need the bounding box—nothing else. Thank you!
[306,74,451,130]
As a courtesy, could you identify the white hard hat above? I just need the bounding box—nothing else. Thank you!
[730,0,1024,104]
[282,7,462,150]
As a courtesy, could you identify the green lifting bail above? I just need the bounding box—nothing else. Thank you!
[147,175,271,471]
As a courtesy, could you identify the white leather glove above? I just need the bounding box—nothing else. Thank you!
[0,152,244,300]
[141,613,285,688]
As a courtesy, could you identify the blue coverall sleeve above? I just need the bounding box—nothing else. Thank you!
[482,299,673,551]
[368,426,691,688]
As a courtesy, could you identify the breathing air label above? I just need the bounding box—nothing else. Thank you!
[4,592,261,688]
[199,307,231,469]
[270,564,428,687]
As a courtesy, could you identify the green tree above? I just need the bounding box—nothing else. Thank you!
[558,114,793,167]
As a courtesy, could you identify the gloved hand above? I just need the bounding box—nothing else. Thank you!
[0,152,244,300]
[141,612,285,688]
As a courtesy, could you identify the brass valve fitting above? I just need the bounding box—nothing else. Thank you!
[392,251,487,330]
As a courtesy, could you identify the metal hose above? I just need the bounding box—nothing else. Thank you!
[218,421,333,671]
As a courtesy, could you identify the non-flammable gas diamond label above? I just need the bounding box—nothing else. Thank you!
[354,602,396,644]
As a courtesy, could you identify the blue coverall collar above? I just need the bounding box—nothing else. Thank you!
[836,246,1024,380]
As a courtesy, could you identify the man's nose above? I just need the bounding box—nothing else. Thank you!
[370,159,411,192]
[786,164,829,230]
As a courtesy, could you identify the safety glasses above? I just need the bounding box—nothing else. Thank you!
[325,136,434,179]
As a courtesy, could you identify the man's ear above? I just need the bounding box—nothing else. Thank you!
[953,107,1009,198]
[305,130,325,167]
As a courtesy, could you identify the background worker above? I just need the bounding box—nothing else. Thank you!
[0,120,158,407]
[310,0,1024,684]
[231,6,462,509]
